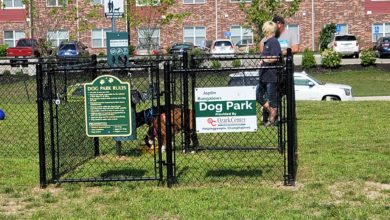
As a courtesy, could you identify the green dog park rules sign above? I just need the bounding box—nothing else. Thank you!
[195,86,257,133]
[84,75,132,137]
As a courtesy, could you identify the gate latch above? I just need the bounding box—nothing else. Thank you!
[55,93,61,105]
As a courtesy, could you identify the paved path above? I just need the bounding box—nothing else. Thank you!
[353,96,390,101]
[293,54,390,66]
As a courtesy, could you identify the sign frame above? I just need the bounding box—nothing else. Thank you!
[195,86,257,133]
[84,75,132,137]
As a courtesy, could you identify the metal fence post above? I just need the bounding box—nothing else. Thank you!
[164,62,174,187]
[36,58,47,188]
[286,48,297,185]
[182,51,190,152]
[190,54,198,151]
[91,55,100,156]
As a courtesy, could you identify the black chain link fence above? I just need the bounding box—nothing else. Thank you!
[0,53,297,187]
[0,59,38,158]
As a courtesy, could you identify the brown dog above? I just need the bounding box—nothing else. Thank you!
[145,106,198,152]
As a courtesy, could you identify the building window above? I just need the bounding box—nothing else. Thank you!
[47,30,69,47]
[92,0,103,4]
[136,0,160,6]
[286,24,300,44]
[138,28,160,46]
[183,0,205,4]
[47,0,67,7]
[183,26,206,46]
[230,26,253,45]
[336,23,348,35]
[4,30,25,47]
[3,0,24,8]
[372,23,390,42]
[92,29,111,48]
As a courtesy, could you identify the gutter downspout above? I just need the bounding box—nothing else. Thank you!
[311,0,315,51]
[77,0,80,41]
[215,0,218,39]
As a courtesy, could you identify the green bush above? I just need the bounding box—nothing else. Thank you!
[301,48,316,69]
[128,45,136,56]
[231,59,241,67]
[248,47,256,54]
[15,69,24,76]
[189,47,206,67]
[211,60,222,69]
[321,49,341,68]
[0,44,8,57]
[2,70,11,76]
[360,49,376,66]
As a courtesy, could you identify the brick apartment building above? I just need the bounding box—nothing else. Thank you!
[1,0,390,55]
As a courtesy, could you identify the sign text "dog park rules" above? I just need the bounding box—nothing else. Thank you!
[84,75,132,137]
[195,86,257,133]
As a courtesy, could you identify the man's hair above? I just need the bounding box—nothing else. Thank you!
[272,15,285,24]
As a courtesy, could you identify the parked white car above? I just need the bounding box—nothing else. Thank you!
[210,39,235,57]
[228,71,353,101]
[294,72,352,101]
[327,34,360,58]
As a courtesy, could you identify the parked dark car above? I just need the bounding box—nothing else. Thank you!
[57,41,89,58]
[374,37,390,58]
[168,42,195,56]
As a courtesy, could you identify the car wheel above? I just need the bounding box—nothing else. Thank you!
[354,53,360,58]
[323,96,341,101]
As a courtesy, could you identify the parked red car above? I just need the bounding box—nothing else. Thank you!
[6,38,41,67]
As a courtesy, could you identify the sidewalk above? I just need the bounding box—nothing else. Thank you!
[353,96,390,101]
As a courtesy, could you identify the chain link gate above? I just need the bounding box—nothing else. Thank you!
[37,56,168,186]
[163,50,297,186]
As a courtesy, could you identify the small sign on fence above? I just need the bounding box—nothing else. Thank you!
[106,32,129,66]
[195,86,257,133]
[84,75,132,137]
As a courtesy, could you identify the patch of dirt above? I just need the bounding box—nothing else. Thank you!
[364,181,390,200]
[0,194,34,216]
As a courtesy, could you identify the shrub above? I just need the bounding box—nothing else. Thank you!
[189,47,206,67]
[0,44,8,57]
[248,47,256,54]
[321,49,341,68]
[360,49,376,66]
[231,59,241,67]
[211,60,222,69]
[301,48,316,69]
[2,70,11,76]
[128,45,136,56]
[15,69,24,76]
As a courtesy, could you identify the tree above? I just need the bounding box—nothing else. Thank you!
[20,0,102,56]
[128,0,189,52]
[239,0,301,46]
[318,23,336,51]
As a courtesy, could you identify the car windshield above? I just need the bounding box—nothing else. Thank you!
[335,36,356,41]
[382,38,390,43]
[59,44,76,50]
[307,74,324,85]
[214,41,232,47]
[17,39,37,47]
[172,44,192,49]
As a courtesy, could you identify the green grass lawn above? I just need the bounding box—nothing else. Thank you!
[1,101,389,219]
[310,68,390,97]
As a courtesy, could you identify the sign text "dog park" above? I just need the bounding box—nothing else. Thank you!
[195,87,257,133]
